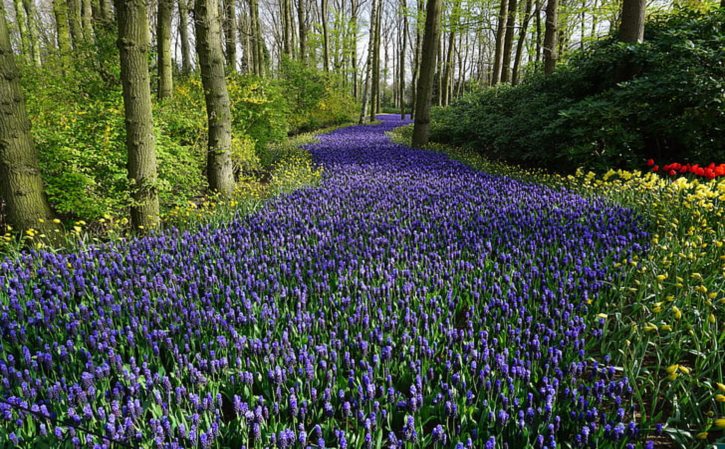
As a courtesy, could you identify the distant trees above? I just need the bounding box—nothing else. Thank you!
[1,1,58,233]
[115,0,160,229]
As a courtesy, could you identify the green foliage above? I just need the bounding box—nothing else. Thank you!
[432,8,725,171]
[280,58,358,133]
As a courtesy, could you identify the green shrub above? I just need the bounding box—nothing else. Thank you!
[432,8,725,171]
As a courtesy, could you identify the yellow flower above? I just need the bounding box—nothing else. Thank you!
[715,394,725,402]
[665,364,679,374]
[643,323,658,332]
[52,218,61,224]
[717,383,725,393]
[667,372,678,381]
[695,432,708,440]
[672,306,682,320]
[715,418,725,429]
[596,313,608,319]
[678,365,690,375]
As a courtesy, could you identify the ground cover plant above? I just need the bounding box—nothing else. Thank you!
[0,116,656,448]
[391,124,725,448]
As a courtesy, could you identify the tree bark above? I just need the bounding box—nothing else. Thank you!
[297,0,306,61]
[223,0,237,70]
[157,0,173,98]
[512,0,532,84]
[500,0,517,83]
[22,0,42,65]
[491,0,508,85]
[179,0,193,74]
[350,0,358,97]
[82,0,94,38]
[410,0,422,117]
[618,0,645,43]
[13,0,31,57]
[411,0,441,147]
[249,0,263,75]
[68,0,84,46]
[542,0,557,74]
[194,0,235,196]
[0,2,59,234]
[53,0,73,54]
[281,0,292,56]
[115,0,160,229]
[369,0,381,121]
[320,0,329,70]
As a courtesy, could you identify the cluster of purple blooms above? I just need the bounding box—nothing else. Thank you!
[1,116,651,448]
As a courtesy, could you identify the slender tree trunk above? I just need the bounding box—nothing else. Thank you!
[53,0,73,53]
[491,0,508,85]
[534,0,541,67]
[13,0,31,57]
[399,0,407,118]
[412,0,442,147]
[249,0,263,75]
[500,0,517,83]
[297,0,306,61]
[350,0,358,98]
[542,0,557,74]
[68,0,84,46]
[0,2,59,234]
[115,0,160,229]
[359,0,377,123]
[98,0,113,22]
[410,0,422,117]
[618,0,645,43]
[223,0,237,69]
[179,0,193,74]
[512,0,532,84]
[369,0,381,122]
[320,0,329,70]
[281,0,291,56]
[22,0,42,65]
[194,0,235,196]
[239,11,252,72]
[82,0,94,38]
[157,0,173,98]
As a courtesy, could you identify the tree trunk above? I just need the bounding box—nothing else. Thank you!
[281,0,291,56]
[410,0,422,117]
[194,0,235,196]
[297,0,306,61]
[157,0,173,98]
[68,0,84,46]
[223,0,237,70]
[179,0,193,74]
[618,0,645,43]
[491,0,508,85]
[0,2,59,234]
[82,0,94,38]
[13,0,30,57]
[399,0,407,118]
[411,0,441,147]
[249,0,263,75]
[369,0,381,122]
[542,0,557,74]
[359,0,377,123]
[53,0,73,53]
[22,0,42,65]
[350,0,358,98]
[115,0,160,229]
[500,0,517,83]
[320,0,329,70]
[512,0,532,84]
[534,0,541,67]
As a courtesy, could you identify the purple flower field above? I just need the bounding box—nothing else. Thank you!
[1,115,649,448]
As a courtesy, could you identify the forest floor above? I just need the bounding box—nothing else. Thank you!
[0,116,676,448]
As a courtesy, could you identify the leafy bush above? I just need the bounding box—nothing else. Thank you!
[431,8,725,171]
[280,58,358,133]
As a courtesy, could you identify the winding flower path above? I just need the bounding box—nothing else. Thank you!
[0,116,648,448]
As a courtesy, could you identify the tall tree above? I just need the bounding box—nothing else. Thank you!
[281,0,292,56]
[12,0,30,57]
[115,0,160,229]
[68,0,85,46]
[0,1,59,234]
[179,0,193,74]
[512,0,533,84]
[499,0,517,83]
[542,0,557,74]
[359,0,377,123]
[411,0,442,146]
[195,0,235,196]
[157,0,174,99]
[399,0,408,118]
[410,0,423,117]
[81,0,93,38]
[223,0,237,70]
[618,0,645,43]
[491,0,508,84]
[249,0,263,75]
[53,0,72,53]
[320,0,330,70]
[298,0,307,61]
[369,0,382,121]
[22,0,42,65]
